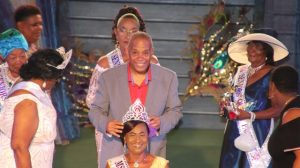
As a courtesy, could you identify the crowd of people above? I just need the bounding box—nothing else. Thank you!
[0,2,299,168]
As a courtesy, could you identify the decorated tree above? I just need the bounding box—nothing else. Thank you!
[184,1,253,102]
[62,40,102,126]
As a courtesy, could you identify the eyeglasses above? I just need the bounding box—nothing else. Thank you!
[117,27,138,35]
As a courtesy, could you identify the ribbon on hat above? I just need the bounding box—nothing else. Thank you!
[0,28,28,60]
[46,47,72,69]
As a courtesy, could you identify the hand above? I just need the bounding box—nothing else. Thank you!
[219,100,227,117]
[236,109,251,120]
[149,116,160,130]
[106,120,124,137]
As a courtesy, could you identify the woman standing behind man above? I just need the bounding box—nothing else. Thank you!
[86,6,158,167]
[268,66,300,168]
[219,29,289,167]
[0,48,72,167]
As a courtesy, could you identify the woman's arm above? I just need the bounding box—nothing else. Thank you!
[237,104,281,120]
[11,99,38,168]
[293,149,300,168]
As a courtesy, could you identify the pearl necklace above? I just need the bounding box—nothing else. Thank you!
[128,153,147,168]
[283,95,299,109]
[6,69,19,86]
[248,63,265,78]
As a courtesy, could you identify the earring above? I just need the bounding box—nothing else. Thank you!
[123,143,127,153]
[42,81,46,89]
[115,41,120,49]
[147,142,150,152]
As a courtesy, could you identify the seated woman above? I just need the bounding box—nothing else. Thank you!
[106,100,169,168]
[0,48,72,167]
[268,65,300,168]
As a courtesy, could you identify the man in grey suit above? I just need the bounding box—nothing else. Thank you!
[89,31,182,168]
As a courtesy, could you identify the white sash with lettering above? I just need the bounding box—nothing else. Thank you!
[107,155,129,168]
[107,48,124,68]
[233,65,274,168]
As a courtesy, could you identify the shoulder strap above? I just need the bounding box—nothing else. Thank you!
[8,81,52,106]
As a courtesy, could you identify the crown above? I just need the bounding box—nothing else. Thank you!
[46,47,72,69]
[122,99,150,124]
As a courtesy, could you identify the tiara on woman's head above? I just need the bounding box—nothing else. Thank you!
[46,47,72,69]
[122,99,150,124]
[122,99,159,137]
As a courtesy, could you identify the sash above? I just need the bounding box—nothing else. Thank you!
[233,65,274,168]
[0,64,18,110]
[107,155,129,168]
[107,48,124,68]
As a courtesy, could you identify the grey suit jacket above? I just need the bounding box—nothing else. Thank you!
[89,63,182,168]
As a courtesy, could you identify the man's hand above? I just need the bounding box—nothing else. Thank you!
[149,116,161,130]
[106,120,124,137]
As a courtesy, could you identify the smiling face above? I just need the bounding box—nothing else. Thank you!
[128,36,152,74]
[6,48,28,76]
[17,14,43,44]
[246,41,267,67]
[114,17,139,49]
[124,123,149,155]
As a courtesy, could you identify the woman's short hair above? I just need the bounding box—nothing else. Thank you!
[112,6,146,44]
[250,40,274,65]
[20,49,64,80]
[14,4,41,23]
[120,120,150,145]
[128,31,153,51]
[271,65,299,93]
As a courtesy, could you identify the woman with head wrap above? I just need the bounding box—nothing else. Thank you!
[0,28,28,110]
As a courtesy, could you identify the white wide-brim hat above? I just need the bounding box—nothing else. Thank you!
[228,33,289,64]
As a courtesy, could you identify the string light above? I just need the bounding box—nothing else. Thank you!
[184,1,252,101]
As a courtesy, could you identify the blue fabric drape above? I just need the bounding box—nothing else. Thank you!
[36,0,80,141]
[0,0,14,32]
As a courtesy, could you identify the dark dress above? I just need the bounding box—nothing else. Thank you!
[219,72,272,168]
[268,96,300,168]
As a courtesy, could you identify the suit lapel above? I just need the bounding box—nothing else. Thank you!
[145,64,156,114]
[118,64,131,111]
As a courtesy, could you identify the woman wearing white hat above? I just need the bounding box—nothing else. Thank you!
[219,31,289,168]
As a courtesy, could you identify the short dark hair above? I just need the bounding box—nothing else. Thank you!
[128,31,153,51]
[14,4,41,23]
[20,49,64,80]
[249,40,274,65]
[271,65,299,93]
[120,120,149,145]
[112,6,146,44]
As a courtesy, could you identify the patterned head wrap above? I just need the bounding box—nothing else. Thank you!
[0,28,28,60]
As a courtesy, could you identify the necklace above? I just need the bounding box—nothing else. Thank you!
[248,63,265,78]
[6,70,19,86]
[283,95,299,109]
[128,153,147,168]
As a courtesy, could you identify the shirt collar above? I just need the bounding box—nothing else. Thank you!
[127,64,152,85]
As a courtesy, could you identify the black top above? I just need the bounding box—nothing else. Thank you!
[268,96,300,168]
